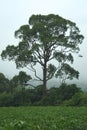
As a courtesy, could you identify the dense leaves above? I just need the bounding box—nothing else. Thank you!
[0,75,83,106]
[0,73,10,93]
[1,14,84,96]
[10,71,31,86]
[0,107,87,129]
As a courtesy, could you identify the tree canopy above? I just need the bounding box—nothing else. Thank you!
[10,71,32,91]
[0,73,10,93]
[1,14,84,96]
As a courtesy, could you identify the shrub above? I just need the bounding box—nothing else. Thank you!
[63,92,87,106]
[0,92,13,106]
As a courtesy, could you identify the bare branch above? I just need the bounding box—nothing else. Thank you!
[31,64,43,81]
[26,65,43,81]
[33,52,44,66]
[26,66,35,72]
[24,83,36,88]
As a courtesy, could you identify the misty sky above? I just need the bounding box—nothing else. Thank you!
[0,0,87,87]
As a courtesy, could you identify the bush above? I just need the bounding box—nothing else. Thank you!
[0,92,13,106]
[58,83,81,101]
[63,92,87,106]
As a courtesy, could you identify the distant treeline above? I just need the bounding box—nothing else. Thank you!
[0,72,87,106]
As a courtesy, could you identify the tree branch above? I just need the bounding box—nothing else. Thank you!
[30,64,43,81]
[24,83,36,88]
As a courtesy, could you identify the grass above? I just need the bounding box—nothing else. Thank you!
[0,106,87,130]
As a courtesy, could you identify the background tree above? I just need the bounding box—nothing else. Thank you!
[1,14,84,96]
[0,73,10,93]
[10,71,32,92]
[58,83,81,101]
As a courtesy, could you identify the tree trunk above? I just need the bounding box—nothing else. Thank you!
[43,62,47,97]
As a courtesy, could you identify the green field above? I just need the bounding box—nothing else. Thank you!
[0,106,87,130]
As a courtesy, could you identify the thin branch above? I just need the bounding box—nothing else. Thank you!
[30,64,43,81]
[46,75,54,81]
[26,65,43,81]
[33,78,43,81]
[26,66,35,72]
[24,83,36,88]
[33,52,44,66]
[49,56,55,61]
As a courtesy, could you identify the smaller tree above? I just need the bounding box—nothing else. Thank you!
[58,83,81,101]
[10,71,32,92]
[18,71,32,86]
[0,73,10,93]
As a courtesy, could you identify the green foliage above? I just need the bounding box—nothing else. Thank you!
[10,71,32,93]
[58,83,81,101]
[0,107,87,129]
[1,14,84,96]
[0,82,84,106]
[36,84,81,106]
[0,73,10,93]
[18,71,32,85]
[79,92,87,106]
[63,92,87,106]
[55,64,79,83]
[6,120,29,130]
[0,92,13,106]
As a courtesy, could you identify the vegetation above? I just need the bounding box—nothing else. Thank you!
[0,106,87,130]
[0,73,10,93]
[1,14,84,96]
[0,72,87,106]
[9,71,32,93]
[0,13,86,129]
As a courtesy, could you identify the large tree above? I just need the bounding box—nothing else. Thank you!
[1,14,84,96]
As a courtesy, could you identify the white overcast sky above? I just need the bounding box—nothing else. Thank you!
[0,0,87,86]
